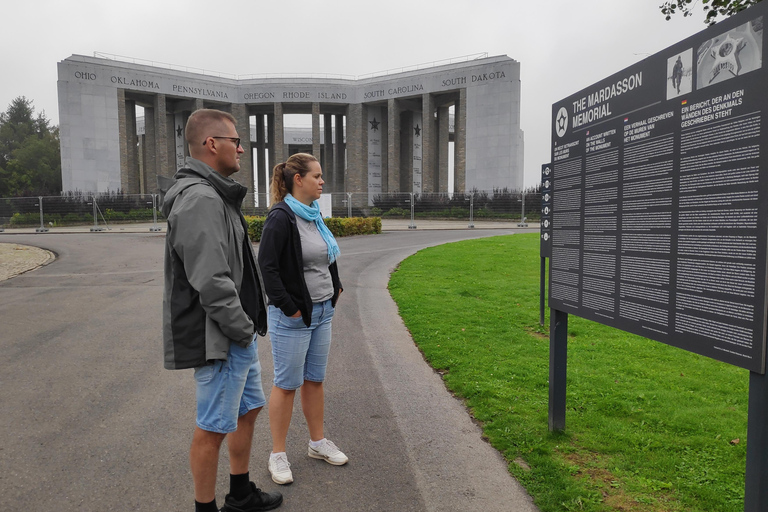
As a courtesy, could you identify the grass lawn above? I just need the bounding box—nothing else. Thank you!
[388,233,749,512]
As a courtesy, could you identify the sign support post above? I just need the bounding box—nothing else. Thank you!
[540,257,546,326]
[745,366,768,511]
[548,308,568,432]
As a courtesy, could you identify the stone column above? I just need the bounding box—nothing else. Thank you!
[323,113,333,191]
[127,100,140,193]
[154,94,171,180]
[255,114,267,203]
[334,114,345,192]
[454,89,467,193]
[421,93,435,192]
[401,111,414,192]
[144,105,157,187]
[273,103,285,163]
[267,114,276,171]
[437,105,450,193]
[138,134,145,192]
[117,90,139,194]
[345,103,366,203]
[381,109,388,193]
[193,98,204,111]
[387,98,401,194]
[165,110,176,179]
[231,103,254,207]
[312,103,321,158]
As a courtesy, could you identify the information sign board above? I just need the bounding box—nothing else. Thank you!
[549,6,767,372]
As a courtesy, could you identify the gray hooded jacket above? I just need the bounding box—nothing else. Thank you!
[161,157,267,370]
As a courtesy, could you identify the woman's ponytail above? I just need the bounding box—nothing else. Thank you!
[269,153,318,206]
[270,163,290,205]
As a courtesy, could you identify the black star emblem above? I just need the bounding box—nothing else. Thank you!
[176,125,183,138]
[414,124,421,137]
[369,117,380,132]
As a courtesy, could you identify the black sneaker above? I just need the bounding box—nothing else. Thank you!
[220,482,283,512]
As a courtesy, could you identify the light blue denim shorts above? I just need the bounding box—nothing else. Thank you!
[268,300,335,390]
[193,337,266,434]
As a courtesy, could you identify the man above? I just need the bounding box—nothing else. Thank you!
[162,109,282,512]
[672,55,684,93]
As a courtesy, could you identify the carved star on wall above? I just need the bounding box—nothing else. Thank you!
[709,33,746,83]
[414,124,421,137]
[176,125,183,138]
[369,117,380,132]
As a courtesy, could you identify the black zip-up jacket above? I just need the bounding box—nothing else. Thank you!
[258,202,342,327]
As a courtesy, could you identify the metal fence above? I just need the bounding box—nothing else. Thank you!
[0,194,163,232]
[0,191,541,232]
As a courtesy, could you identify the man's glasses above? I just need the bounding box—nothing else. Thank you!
[205,136,241,147]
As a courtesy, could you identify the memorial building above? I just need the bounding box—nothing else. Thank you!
[57,53,523,206]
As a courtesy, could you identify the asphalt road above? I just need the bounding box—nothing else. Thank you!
[0,230,539,512]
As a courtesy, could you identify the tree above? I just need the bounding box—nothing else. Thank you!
[0,97,61,197]
[660,0,762,25]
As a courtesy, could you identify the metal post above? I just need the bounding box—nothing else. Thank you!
[35,196,49,233]
[744,370,768,511]
[347,192,352,218]
[408,193,417,229]
[150,194,162,232]
[540,257,546,326]
[468,192,475,228]
[90,195,105,232]
[549,308,568,432]
[517,191,528,227]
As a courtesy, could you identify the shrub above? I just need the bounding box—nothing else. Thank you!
[382,207,407,218]
[245,216,381,242]
[245,216,265,241]
[324,217,381,237]
[62,212,90,225]
[9,212,39,226]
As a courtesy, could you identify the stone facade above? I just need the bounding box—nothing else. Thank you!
[57,54,523,202]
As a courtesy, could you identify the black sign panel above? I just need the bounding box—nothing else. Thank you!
[541,163,553,257]
[549,5,767,372]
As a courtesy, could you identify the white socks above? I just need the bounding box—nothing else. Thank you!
[309,438,326,449]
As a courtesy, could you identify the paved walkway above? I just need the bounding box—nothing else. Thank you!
[0,219,538,283]
[0,229,540,511]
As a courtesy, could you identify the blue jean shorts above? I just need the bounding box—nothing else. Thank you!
[268,300,335,390]
[193,337,266,434]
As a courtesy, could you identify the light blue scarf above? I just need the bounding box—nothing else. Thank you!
[284,194,341,264]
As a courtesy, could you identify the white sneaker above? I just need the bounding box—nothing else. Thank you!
[308,438,348,466]
[268,452,293,484]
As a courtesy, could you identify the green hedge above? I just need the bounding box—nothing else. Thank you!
[10,212,93,226]
[245,216,381,242]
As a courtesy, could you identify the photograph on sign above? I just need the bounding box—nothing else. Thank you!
[696,18,763,89]
[666,49,693,99]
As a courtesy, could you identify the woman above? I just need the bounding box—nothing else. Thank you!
[257,153,346,485]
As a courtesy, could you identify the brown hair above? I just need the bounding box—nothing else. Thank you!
[185,109,237,157]
[270,153,318,204]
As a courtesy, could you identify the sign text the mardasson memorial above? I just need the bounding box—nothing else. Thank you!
[571,72,643,128]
